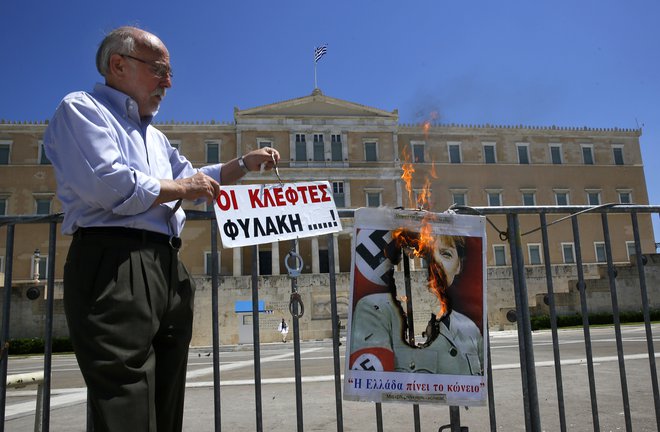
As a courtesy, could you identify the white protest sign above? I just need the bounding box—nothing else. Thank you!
[214,181,342,248]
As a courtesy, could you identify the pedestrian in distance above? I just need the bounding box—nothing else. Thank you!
[278,318,289,343]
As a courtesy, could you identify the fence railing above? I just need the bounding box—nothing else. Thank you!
[1,205,659,431]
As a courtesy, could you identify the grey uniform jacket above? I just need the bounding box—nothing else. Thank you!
[350,293,483,375]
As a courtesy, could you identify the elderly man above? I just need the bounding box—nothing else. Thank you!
[44,26,279,432]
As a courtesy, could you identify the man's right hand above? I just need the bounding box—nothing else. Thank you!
[156,172,220,207]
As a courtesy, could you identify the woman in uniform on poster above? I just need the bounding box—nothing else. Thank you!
[349,233,483,376]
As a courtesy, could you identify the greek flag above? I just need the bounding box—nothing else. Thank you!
[314,44,327,63]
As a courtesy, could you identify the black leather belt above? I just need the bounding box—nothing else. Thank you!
[75,227,182,249]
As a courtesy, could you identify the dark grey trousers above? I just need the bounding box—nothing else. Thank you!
[63,231,195,432]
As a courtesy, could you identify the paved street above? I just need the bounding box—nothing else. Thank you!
[4,324,660,431]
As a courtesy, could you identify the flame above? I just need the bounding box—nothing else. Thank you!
[392,225,449,318]
[422,111,439,139]
[395,116,448,317]
[400,145,416,208]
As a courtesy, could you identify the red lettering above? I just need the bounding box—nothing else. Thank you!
[273,187,286,206]
[262,188,276,207]
[217,189,238,211]
[248,188,264,208]
[318,183,331,202]
[296,186,310,203]
[309,185,320,203]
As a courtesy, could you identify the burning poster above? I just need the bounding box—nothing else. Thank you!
[343,207,487,406]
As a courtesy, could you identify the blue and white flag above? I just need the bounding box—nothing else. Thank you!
[314,44,328,63]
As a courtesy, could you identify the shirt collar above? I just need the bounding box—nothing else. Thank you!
[92,83,156,126]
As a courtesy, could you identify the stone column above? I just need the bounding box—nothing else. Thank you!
[311,236,320,274]
[233,247,242,276]
[271,241,280,275]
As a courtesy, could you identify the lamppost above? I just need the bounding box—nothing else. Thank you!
[33,248,41,283]
[26,248,42,300]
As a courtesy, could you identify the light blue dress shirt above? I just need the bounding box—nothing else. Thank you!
[43,83,222,236]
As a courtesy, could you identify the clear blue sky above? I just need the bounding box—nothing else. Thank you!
[2,0,659,241]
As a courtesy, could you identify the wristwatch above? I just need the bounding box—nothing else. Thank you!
[238,155,249,174]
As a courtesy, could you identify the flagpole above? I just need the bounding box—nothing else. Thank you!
[314,58,317,89]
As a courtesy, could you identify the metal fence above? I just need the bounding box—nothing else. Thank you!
[1,205,659,432]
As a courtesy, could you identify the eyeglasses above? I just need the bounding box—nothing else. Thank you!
[120,54,173,79]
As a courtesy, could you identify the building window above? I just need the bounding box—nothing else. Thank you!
[169,140,181,150]
[0,142,10,165]
[0,197,6,215]
[258,250,273,275]
[206,141,220,163]
[39,141,51,165]
[562,243,576,264]
[258,139,273,149]
[448,142,462,163]
[366,191,381,207]
[594,242,607,263]
[586,190,601,205]
[517,143,530,164]
[35,197,52,215]
[487,191,502,206]
[0,256,4,274]
[451,191,466,206]
[411,142,425,163]
[493,245,507,266]
[483,143,496,164]
[364,141,378,162]
[331,134,342,161]
[626,241,637,262]
[313,134,324,161]
[549,144,562,164]
[581,145,594,165]
[555,190,569,206]
[528,244,542,265]
[295,134,307,161]
[204,252,220,276]
[618,190,632,204]
[522,191,536,206]
[612,146,624,165]
[332,181,345,207]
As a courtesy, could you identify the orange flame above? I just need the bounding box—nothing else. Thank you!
[400,145,416,208]
[392,225,449,318]
[422,111,439,139]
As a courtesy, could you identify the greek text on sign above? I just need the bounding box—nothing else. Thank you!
[214,181,342,248]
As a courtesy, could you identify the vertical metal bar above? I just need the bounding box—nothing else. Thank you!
[486,324,497,432]
[402,254,421,432]
[251,244,263,432]
[290,239,304,432]
[375,403,384,432]
[0,224,15,431]
[326,234,344,432]
[507,213,541,432]
[449,406,461,432]
[601,213,632,431]
[210,222,222,431]
[40,222,57,431]
[539,213,567,432]
[570,216,600,431]
[631,212,660,430]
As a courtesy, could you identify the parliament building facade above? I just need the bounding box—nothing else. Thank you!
[0,89,656,342]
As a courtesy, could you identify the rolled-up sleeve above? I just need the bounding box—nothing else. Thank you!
[45,93,160,216]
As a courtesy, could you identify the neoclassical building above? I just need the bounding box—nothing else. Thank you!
[0,89,655,286]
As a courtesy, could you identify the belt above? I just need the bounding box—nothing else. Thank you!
[75,227,182,249]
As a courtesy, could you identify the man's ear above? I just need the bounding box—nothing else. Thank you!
[107,53,127,78]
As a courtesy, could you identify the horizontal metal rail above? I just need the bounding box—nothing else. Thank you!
[0,204,659,431]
